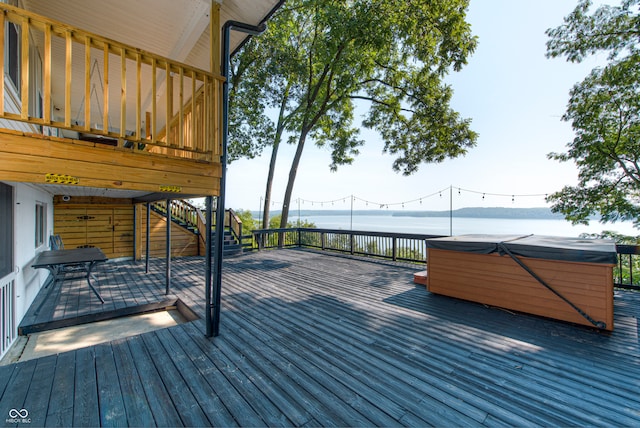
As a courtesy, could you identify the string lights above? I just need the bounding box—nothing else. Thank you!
[292,186,550,210]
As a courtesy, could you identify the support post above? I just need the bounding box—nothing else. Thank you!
[145,202,150,273]
[166,199,171,295]
[132,203,137,263]
[205,196,213,337]
[213,20,266,337]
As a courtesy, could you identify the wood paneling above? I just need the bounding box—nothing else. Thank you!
[54,201,134,259]
[54,200,198,259]
[0,130,220,196]
[426,249,614,330]
[135,205,199,259]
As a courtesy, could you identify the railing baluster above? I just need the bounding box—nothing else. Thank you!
[120,47,126,144]
[150,57,156,143]
[20,16,28,120]
[0,11,4,117]
[43,24,51,124]
[165,62,172,145]
[136,52,141,141]
[64,30,72,127]
[178,67,184,148]
[103,42,109,133]
[84,35,91,130]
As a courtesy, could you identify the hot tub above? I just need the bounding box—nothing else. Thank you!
[424,234,617,330]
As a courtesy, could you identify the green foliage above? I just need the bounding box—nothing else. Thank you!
[234,209,260,232]
[230,0,478,228]
[580,231,640,287]
[268,214,316,229]
[546,0,640,228]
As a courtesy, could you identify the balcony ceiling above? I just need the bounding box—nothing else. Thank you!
[21,0,282,71]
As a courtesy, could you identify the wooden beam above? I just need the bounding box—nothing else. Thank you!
[0,132,221,195]
[210,2,220,74]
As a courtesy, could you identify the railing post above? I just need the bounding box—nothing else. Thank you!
[350,232,354,255]
[392,237,397,261]
[321,232,326,251]
[298,228,301,247]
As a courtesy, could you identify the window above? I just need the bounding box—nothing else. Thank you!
[35,202,45,248]
[0,183,12,278]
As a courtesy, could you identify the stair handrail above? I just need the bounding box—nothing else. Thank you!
[226,208,243,246]
[150,199,200,232]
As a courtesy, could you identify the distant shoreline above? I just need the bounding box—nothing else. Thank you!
[251,207,572,220]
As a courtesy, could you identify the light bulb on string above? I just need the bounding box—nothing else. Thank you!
[419,199,422,204]
[511,195,515,203]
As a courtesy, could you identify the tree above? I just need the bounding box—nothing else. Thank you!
[229,0,478,229]
[546,0,640,226]
[234,209,260,232]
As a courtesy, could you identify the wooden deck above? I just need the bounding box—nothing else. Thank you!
[2,248,640,426]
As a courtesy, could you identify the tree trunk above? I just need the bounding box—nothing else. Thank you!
[262,88,290,230]
[280,131,308,229]
[262,140,280,230]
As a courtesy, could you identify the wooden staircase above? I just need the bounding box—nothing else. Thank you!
[150,200,248,257]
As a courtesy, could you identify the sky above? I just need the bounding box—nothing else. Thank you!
[225,0,611,213]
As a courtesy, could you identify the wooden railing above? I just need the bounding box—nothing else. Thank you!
[0,3,222,161]
[251,227,640,290]
[0,274,16,360]
[225,208,243,244]
[152,202,244,251]
[151,199,199,231]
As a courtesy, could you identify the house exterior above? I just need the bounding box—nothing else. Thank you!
[0,0,283,358]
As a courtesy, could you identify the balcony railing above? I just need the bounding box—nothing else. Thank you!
[251,228,640,291]
[252,228,442,264]
[0,3,222,161]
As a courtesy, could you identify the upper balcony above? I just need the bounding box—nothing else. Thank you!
[0,0,282,200]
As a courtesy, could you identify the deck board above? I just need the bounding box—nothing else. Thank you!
[2,248,640,426]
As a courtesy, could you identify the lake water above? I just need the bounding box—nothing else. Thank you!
[294,214,639,237]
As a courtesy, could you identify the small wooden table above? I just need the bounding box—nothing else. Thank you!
[32,247,108,303]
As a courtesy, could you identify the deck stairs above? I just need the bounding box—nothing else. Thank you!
[149,200,248,257]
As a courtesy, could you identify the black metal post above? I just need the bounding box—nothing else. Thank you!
[212,20,266,337]
[205,195,213,337]
[132,203,137,263]
[145,202,150,273]
[166,199,171,295]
